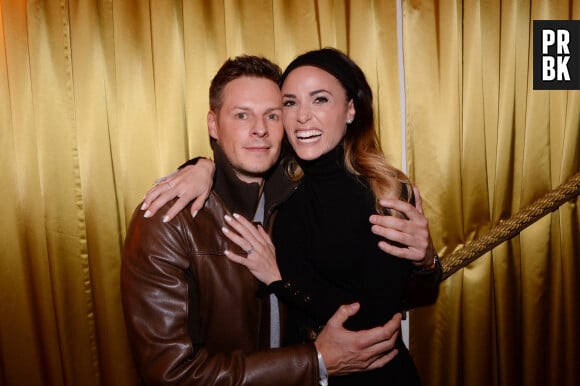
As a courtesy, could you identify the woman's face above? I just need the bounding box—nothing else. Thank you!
[281,66,355,161]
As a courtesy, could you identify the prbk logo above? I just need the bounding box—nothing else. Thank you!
[533,20,580,90]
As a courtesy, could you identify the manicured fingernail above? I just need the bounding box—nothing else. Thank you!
[233,213,240,219]
[224,249,230,256]
[162,216,169,223]
[192,210,198,218]
[144,210,152,218]
[221,226,229,233]
[224,214,232,222]
[141,201,148,210]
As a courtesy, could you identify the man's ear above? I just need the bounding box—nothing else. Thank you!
[208,110,218,140]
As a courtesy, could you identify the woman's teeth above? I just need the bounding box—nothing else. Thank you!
[296,130,322,141]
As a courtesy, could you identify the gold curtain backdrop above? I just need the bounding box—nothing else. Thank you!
[0,1,578,386]
[405,2,579,386]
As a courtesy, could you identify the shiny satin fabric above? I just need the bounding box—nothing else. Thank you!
[405,1,579,386]
[0,1,578,386]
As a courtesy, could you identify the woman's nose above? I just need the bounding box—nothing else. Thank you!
[297,104,311,123]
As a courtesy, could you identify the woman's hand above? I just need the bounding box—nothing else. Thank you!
[140,158,215,222]
[369,185,436,269]
[222,213,282,285]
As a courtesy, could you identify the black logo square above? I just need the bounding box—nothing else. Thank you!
[533,20,580,90]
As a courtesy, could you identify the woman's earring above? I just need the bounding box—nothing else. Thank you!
[347,118,353,124]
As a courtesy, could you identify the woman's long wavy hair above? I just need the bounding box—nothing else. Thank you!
[282,48,412,217]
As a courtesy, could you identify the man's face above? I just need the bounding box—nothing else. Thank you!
[208,76,284,184]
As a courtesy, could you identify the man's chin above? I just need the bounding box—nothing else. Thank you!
[234,165,273,182]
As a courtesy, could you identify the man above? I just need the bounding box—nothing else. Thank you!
[122,56,412,386]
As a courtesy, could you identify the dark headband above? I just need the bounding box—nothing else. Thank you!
[279,48,357,99]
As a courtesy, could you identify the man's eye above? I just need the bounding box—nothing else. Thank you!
[267,113,280,120]
[235,113,247,119]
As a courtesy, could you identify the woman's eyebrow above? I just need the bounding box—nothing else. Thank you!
[282,89,330,98]
[309,89,329,96]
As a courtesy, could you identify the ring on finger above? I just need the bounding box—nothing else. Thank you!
[245,246,253,254]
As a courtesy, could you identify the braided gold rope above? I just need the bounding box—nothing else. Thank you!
[441,171,580,280]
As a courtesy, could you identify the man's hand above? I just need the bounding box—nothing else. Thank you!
[140,158,215,222]
[369,185,436,268]
[314,303,401,376]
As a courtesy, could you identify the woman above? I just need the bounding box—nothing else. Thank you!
[221,48,433,386]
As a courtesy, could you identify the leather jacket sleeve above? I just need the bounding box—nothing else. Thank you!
[121,205,319,386]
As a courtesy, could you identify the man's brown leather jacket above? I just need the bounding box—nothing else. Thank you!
[121,145,318,385]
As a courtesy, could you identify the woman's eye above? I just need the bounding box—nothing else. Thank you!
[313,96,329,104]
[283,100,295,107]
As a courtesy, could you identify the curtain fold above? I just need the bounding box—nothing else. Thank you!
[0,1,578,386]
[405,2,579,386]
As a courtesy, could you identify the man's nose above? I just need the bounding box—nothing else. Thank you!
[251,119,268,137]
